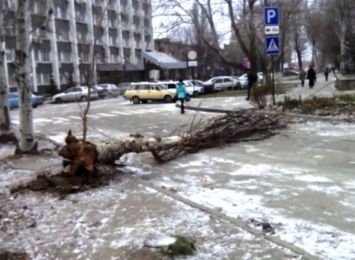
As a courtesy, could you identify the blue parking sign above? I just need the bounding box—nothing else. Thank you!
[264,7,279,26]
[265,36,280,56]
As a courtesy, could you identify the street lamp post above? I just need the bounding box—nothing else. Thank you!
[122,57,126,82]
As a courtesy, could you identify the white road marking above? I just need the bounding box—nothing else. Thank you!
[33,118,52,123]
[97,113,117,117]
[110,111,130,115]
[68,116,82,120]
[87,114,100,118]
[52,117,70,122]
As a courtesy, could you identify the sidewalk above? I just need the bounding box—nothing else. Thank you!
[181,73,355,114]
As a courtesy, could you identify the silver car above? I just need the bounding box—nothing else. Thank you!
[52,86,99,103]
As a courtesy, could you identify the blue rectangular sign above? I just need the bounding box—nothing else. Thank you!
[265,36,280,55]
[264,7,279,26]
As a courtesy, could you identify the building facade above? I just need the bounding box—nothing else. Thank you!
[3,0,153,93]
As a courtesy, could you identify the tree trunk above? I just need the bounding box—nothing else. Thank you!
[59,111,286,175]
[15,0,37,153]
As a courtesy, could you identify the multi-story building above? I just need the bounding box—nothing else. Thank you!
[3,0,153,93]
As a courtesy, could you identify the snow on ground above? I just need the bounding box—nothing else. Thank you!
[2,119,355,258]
[132,121,355,259]
[0,181,294,259]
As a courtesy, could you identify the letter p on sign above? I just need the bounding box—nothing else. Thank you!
[264,7,279,26]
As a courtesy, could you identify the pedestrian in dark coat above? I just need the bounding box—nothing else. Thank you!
[307,66,316,89]
[324,67,330,81]
[246,69,257,101]
[299,69,306,87]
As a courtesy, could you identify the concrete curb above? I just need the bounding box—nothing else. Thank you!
[132,176,320,260]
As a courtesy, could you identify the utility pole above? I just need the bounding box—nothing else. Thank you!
[340,0,346,72]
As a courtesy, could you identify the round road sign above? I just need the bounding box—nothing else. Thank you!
[187,50,197,60]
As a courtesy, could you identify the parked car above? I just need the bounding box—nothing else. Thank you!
[52,86,99,103]
[184,80,205,95]
[123,82,175,104]
[203,76,240,91]
[283,70,299,77]
[92,85,107,99]
[237,72,264,88]
[8,92,44,109]
[99,83,119,98]
[117,82,132,95]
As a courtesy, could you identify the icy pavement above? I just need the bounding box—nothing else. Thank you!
[127,121,355,259]
[2,100,355,258]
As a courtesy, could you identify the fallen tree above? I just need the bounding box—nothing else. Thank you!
[58,110,287,175]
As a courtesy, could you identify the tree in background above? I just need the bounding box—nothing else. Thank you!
[0,1,16,143]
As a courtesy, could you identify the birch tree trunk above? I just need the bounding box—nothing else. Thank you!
[0,1,16,143]
[15,0,37,152]
[59,111,286,175]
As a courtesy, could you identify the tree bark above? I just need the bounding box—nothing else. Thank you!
[59,111,286,175]
[15,0,37,153]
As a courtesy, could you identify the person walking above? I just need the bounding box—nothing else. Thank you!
[176,79,187,114]
[324,67,330,81]
[246,69,257,101]
[307,65,316,89]
[299,69,306,87]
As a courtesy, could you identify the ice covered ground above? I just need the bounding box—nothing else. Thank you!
[1,118,355,259]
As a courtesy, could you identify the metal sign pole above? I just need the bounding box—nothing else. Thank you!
[272,56,275,105]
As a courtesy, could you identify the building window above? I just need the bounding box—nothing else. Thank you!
[59,51,72,62]
[6,49,15,61]
[41,50,50,62]
[36,72,51,85]
[109,36,117,46]
[8,73,15,85]
[60,73,66,84]
[79,52,89,63]
[110,53,119,63]
[55,7,67,19]
[36,72,42,85]
[95,53,104,63]
[6,0,15,9]
[57,29,70,41]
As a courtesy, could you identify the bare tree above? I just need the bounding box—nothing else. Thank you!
[14,0,53,153]
[14,0,38,153]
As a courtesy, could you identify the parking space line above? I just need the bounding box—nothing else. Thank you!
[68,116,82,120]
[52,117,70,122]
[33,118,52,123]
[87,114,100,118]
[97,113,117,117]
[110,111,130,115]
